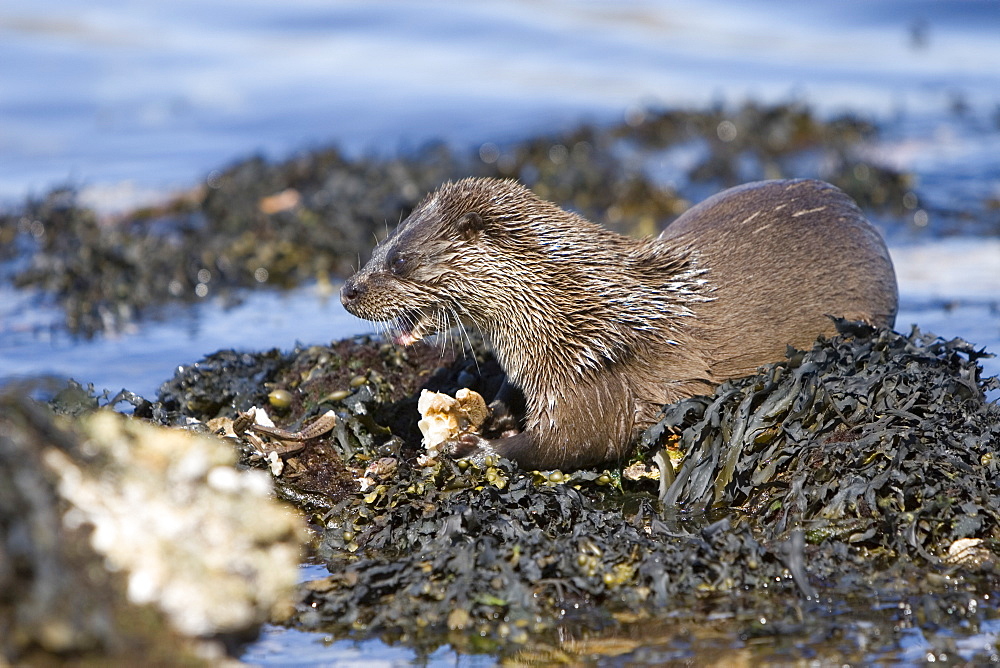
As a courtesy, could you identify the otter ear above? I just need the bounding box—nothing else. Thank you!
[456,211,485,240]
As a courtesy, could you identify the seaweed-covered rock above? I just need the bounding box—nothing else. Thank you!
[183,322,998,660]
[300,460,779,655]
[653,318,1000,565]
[157,348,292,419]
[152,335,505,513]
[39,318,996,660]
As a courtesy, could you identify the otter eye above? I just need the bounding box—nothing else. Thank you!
[387,249,408,276]
[456,211,484,240]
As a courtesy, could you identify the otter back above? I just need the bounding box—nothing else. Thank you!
[661,179,897,381]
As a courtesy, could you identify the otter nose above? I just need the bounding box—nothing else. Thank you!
[340,279,362,306]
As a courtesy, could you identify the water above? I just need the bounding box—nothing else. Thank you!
[3,0,999,208]
[0,281,365,400]
[1,0,999,663]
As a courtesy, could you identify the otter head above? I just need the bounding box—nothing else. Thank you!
[340,178,538,346]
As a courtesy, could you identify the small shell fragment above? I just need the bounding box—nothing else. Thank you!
[252,406,276,429]
[266,450,284,476]
[945,537,992,568]
[623,461,660,482]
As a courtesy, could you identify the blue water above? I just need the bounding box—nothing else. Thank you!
[2,1,999,664]
[2,0,999,206]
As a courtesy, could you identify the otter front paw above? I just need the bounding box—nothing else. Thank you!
[442,433,499,467]
[484,399,519,437]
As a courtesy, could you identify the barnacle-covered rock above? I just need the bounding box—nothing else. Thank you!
[0,392,304,664]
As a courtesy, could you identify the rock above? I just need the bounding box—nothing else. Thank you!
[0,392,305,664]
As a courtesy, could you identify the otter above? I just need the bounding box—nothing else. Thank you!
[340,178,898,470]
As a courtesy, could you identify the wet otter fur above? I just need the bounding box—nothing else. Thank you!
[341,178,898,470]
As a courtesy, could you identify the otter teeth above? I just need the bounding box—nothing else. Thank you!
[390,311,432,346]
[394,330,421,346]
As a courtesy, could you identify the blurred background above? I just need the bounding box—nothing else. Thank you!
[2,1,999,663]
[2,0,998,206]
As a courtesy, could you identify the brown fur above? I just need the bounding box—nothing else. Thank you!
[341,177,898,470]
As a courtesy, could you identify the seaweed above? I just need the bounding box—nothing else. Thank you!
[148,321,995,658]
[654,319,1000,563]
[37,316,1000,660]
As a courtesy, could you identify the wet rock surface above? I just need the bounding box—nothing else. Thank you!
[140,321,999,662]
[0,390,304,665]
[0,102,942,338]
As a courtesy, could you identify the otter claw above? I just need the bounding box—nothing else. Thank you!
[444,432,487,457]
[484,401,519,436]
[442,433,498,467]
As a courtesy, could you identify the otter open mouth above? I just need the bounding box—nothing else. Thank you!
[390,309,437,347]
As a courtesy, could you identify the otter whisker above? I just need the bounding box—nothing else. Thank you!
[440,306,459,360]
[401,311,418,341]
[451,299,487,341]
[449,309,463,361]
[448,302,482,376]
[445,308,458,357]
[442,307,455,358]
[432,307,447,355]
